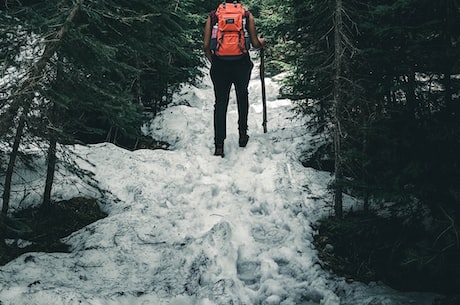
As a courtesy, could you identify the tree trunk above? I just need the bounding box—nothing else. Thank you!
[442,0,454,111]
[43,137,57,208]
[333,0,344,218]
[1,2,82,239]
[362,122,370,211]
[0,116,26,241]
[405,71,417,117]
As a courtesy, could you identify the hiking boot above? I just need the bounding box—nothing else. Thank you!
[239,133,249,147]
[214,145,225,158]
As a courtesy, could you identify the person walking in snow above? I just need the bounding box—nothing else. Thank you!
[203,0,266,157]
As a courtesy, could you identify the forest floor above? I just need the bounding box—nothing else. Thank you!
[312,212,460,305]
[0,66,441,305]
[2,200,456,305]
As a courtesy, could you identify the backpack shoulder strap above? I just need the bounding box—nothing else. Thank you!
[244,10,250,31]
[210,9,217,25]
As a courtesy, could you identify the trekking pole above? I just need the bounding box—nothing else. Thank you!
[260,47,267,133]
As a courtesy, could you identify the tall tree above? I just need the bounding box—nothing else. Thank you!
[275,0,460,288]
[1,1,81,240]
[285,0,359,217]
[332,0,344,218]
[1,0,204,240]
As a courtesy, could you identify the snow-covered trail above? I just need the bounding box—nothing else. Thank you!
[0,62,436,305]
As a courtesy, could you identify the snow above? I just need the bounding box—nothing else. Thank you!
[0,60,438,304]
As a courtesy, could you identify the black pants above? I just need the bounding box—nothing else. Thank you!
[210,55,254,147]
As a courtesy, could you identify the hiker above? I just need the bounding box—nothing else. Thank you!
[203,0,266,157]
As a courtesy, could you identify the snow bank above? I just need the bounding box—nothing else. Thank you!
[0,61,437,305]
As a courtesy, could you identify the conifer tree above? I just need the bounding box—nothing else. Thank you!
[275,0,459,287]
[285,0,359,217]
[1,0,203,240]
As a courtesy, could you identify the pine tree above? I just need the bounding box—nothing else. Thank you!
[1,0,204,241]
[353,0,460,208]
[272,0,460,288]
[249,0,296,75]
[284,0,359,217]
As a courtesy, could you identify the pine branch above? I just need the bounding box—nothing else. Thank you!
[2,0,83,235]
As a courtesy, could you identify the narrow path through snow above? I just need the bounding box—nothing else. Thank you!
[0,62,437,305]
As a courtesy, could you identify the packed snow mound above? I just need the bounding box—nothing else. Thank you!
[0,63,436,305]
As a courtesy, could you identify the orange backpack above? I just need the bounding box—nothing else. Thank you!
[210,2,250,59]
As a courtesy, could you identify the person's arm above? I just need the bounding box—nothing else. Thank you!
[203,16,213,62]
[247,13,266,50]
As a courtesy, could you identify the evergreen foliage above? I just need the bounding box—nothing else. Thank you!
[1,0,205,236]
[2,0,203,145]
[245,0,295,75]
[283,0,460,294]
[2,0,460,297]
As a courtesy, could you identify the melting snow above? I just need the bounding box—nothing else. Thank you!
[0,62,437,305]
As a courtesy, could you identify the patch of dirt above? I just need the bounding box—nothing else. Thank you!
[0,197,107,266]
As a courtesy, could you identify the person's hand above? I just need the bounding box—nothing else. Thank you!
[205,50,213,63]
[259,37,267,49]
